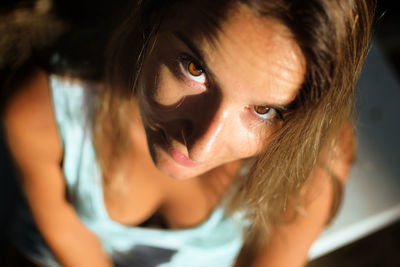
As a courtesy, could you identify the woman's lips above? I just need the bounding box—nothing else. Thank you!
[161,130,201,167]
[167,145,201,167]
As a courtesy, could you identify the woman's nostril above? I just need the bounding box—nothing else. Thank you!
[181,128,188,147]
[181,121,194,142]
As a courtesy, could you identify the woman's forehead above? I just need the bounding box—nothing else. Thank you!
[215,5,305,103]
[160,3,306,105]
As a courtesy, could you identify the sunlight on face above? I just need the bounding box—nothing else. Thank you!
[137,4,306,179]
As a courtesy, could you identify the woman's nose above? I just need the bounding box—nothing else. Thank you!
[185,106,232,163]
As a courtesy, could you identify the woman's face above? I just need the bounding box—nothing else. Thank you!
[137,4,305,179]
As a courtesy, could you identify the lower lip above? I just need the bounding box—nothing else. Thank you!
[166,145,201,168]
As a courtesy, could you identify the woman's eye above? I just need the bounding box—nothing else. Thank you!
[180,57,207,84]
[252,105,278,121]
[188,62,203,77]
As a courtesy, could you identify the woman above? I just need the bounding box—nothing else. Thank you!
[2,0,375,266]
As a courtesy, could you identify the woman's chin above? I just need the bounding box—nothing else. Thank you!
[150,150,212,180]
[155,158,207,180]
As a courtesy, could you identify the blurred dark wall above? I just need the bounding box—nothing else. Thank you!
[0,125,19,245]
[375,0,400,77]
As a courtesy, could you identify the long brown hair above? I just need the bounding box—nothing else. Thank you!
[94,0,375,259]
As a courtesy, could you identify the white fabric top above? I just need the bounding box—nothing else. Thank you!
[9,75,246,267]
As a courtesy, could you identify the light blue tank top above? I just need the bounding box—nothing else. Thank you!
[10,75,246,267]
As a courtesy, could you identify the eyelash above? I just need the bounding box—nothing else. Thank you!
[248,106,283,124]
[175,54,284,125]
[176,54,208,88]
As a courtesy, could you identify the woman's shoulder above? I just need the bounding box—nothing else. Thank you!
[3,68,63,165]
[5,68,50,111]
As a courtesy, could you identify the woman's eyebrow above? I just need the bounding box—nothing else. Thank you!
[265,103,290,111]
[173,31,206,63]
[172,31,296,110]
[172,31,219,82]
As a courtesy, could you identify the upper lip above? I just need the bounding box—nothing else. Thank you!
[161,129,201,165]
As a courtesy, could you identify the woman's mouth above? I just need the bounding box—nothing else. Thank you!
[167,145,201,167]
[161,130,201,167]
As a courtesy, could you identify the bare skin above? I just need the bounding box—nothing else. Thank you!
[107,4,306,228]
[3,4,354,267]
[4,70,113,267]
[4,68,241,265]
[250,123,354,267]
[136,5,304,180]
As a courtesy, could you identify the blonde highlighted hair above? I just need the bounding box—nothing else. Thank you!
[93,0,375,262]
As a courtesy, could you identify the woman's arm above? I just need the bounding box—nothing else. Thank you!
[250,123,355,267]
[3,69,113,267]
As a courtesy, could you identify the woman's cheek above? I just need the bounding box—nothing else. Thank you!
[242,126,273,157]
[151,66,185,107]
